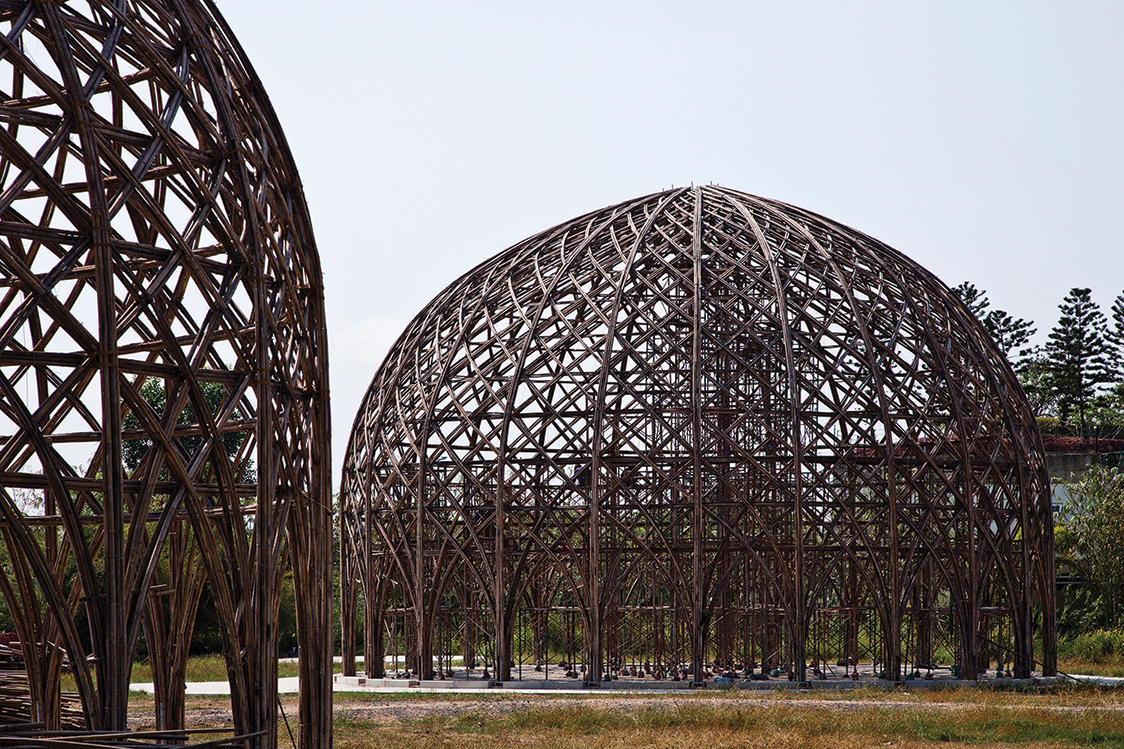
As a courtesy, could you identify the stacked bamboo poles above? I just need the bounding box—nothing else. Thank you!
[0,727,258,748]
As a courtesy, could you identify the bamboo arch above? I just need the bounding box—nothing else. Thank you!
[0,2,331,746]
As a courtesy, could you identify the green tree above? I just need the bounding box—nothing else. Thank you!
[123,378,253,481]
[1088,383,1124,440]
[1105,291,1124,379]
[951,281,1036,364]
[1017,353,1060,422]
[1043,288,1112,438]
[952,281,989,319]
[1061,464,1124,628]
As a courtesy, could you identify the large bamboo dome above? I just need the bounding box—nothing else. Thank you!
[340,185,1054,684]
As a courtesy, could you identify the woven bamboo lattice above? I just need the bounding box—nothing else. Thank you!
[0,2,331,747]
[340,186,1056,686]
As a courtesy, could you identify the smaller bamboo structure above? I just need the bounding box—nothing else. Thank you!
[0,2,332,747]
[341,186,1056,686]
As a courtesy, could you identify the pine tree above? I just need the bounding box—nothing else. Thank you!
[952,281,988,319]
[1105,291,1124,381]
[1043,287,1112,437]
[983,309,1036,361]
[951,281,1036,364]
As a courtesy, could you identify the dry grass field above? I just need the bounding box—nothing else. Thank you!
[125,683,1124,748]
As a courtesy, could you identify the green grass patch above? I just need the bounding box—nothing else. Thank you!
[128,653,302,682]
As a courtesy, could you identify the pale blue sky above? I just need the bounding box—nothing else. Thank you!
[218,1,1124,484]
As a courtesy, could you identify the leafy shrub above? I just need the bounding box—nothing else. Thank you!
[1062,629,1124,664]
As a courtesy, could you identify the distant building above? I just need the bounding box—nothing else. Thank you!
[1043,436,1124,517]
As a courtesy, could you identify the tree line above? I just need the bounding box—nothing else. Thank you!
[952,282,1124,440]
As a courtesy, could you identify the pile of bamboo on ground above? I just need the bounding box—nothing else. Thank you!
[0,671,83,729]
[0,645,21,672]
[0,671,33,726]
[0,728,260,748]
[0,644,83,729]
